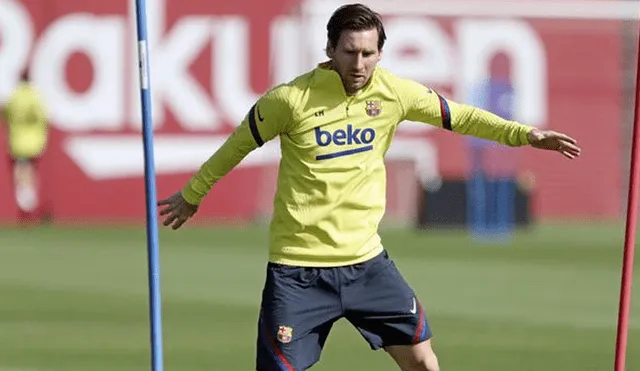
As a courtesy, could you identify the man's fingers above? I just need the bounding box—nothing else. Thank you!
[158,192,181,206]
[551,131,577,144]
[158,198,177,206]
[563,142,581,151]
[163,213,178,227]
[566,147,581,156]
[172,217,188,230]
[560,141,581,158]
[560,141,581,154]
[158,192,195,229]
[161,209,193,229]
[159,206,174,216]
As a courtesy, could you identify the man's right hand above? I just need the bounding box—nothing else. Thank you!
[158,192,199,230]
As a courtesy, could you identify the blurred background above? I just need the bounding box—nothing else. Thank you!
[0,0,639,370]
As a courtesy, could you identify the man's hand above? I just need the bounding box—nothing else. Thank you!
[527,128,581,159]
[158,192,199,230]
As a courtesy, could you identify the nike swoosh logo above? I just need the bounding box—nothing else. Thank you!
[410,298,417,314]
[257,106,264,122]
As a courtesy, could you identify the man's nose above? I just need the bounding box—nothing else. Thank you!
[354,54,364,70]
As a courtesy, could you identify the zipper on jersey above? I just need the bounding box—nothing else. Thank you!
[345,96,355,117]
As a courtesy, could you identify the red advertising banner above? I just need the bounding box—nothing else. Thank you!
[0,0,625,223]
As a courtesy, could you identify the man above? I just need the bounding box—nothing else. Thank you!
[158,4,581,370]
[1,70,49,224]
[466,53,519,239]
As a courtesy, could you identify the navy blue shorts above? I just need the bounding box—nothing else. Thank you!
[256,251,432,371]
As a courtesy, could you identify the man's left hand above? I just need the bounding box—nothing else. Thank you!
[527,128,581,159]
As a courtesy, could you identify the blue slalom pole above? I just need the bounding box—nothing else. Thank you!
[134,1,164,370]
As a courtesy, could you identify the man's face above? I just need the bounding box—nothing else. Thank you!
[327,28,382,95]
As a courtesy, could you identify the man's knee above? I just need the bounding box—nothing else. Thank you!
[386,339,440,371]
[402,351,439,371]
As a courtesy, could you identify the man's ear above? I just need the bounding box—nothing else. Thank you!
[325,41,334,59]
[377,48,383,62]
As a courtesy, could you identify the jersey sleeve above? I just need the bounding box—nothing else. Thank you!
[181,85,294,205]
[395,77,532,147]
[3,87,47,126]
[31,90,47,125]
[2,94,15,124]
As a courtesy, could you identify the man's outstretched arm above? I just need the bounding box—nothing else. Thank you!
[396,78,581,159]
[445,100,580,159]
[157,85,294,229]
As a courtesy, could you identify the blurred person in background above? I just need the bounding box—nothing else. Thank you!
[0,69,49,225]
[467,53,520,240]
[158,3,581,371]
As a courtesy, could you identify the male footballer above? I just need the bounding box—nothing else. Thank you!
[158,4,581,370]
[1,70,49,224]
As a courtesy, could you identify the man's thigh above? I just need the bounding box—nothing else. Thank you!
[256,263,342,371]
[342,251,433,350]
[9,156,38,183]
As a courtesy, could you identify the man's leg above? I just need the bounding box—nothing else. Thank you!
[12,158,40,222]
[341,251,439,371]
[256,263,342,371]
[385,340,439,371]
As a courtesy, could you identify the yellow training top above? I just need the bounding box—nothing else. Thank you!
[2,82,48,159]
[182,63,532,267]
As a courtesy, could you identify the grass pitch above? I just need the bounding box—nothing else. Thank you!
[0,222,638,371]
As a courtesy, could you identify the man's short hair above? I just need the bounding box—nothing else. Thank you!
[326,3,387,51]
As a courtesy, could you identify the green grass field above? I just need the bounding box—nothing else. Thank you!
[0,223,638,371]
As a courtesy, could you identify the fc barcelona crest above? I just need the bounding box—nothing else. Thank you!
[277,326,293,343]
[365,100,382,117]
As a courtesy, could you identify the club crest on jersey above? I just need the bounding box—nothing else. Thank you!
[365,100,382,117]
[277,326,293,343]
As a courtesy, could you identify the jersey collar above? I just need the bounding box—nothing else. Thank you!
[315,60,378,97]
